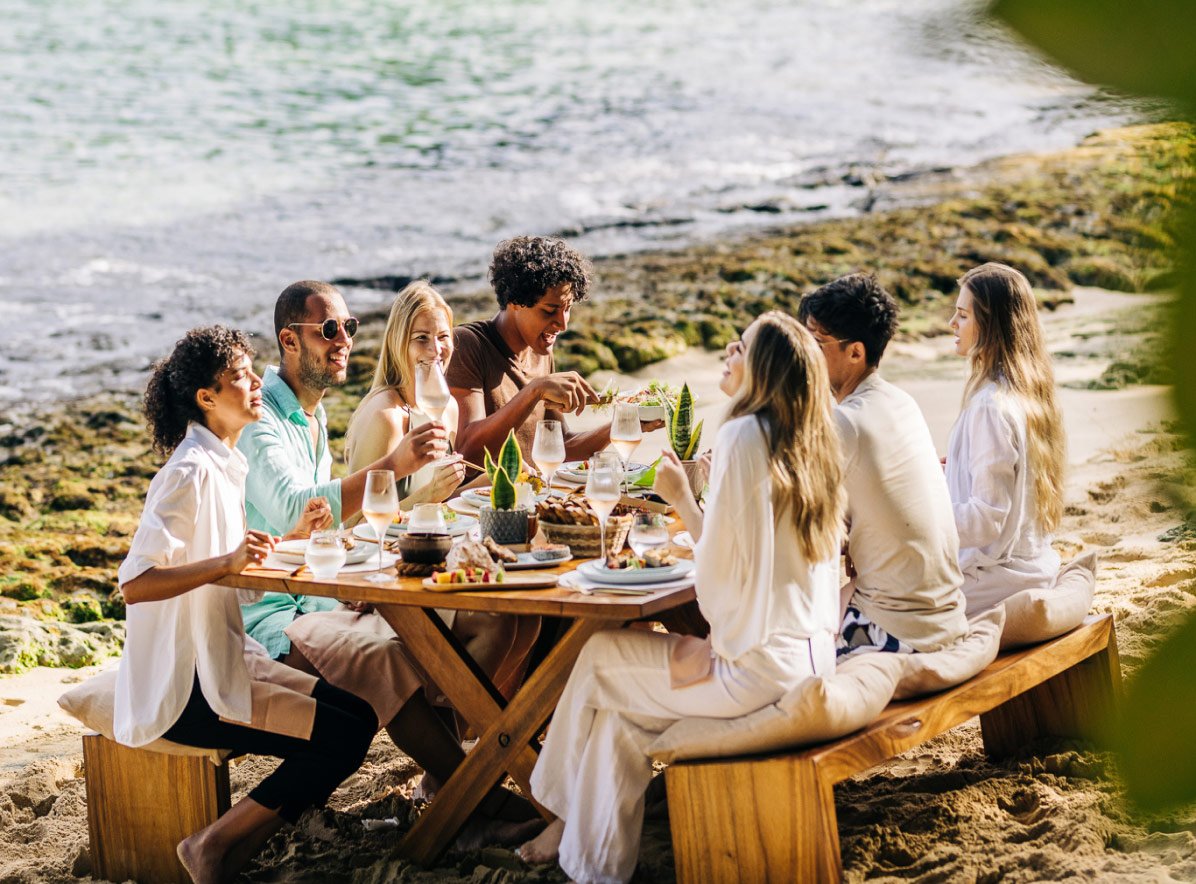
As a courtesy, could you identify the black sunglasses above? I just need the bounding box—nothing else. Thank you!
[288,317,359,340]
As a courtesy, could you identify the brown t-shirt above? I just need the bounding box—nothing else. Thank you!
[446,317,564,460]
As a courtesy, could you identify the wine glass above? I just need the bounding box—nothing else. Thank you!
[415,359,456,467]
[610,402,642,494]
[361,469,398,583]
[532,419,565,492]
[629,512,669,558]
[585,452,623,560]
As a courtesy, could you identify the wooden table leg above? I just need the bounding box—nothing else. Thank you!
[391,614,605,865]
[375,605,542,796]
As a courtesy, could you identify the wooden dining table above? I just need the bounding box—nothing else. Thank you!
[217,532,697,864]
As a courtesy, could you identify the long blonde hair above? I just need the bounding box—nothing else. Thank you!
[345,281,453,448]
[958,263,1065,533]
[727,311,843,563]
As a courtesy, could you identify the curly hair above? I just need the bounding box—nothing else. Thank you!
[143,326,254,457]
[797,273,899,367]
[488,236,592,308]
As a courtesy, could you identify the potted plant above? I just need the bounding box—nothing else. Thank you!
[478,430,533,544]
[663,383,706,497]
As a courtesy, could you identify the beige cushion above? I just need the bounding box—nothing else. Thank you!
[999,552,1098,650]
[58,670,230,765]
[892,607,1005,700]
[647,653,904,764]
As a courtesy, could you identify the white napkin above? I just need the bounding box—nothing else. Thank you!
[673,531,695,550]
[559,570,695,595]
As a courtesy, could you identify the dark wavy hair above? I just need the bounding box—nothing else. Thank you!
[143,326,254,457]
[488,236,592,308]
[797,273,899,368]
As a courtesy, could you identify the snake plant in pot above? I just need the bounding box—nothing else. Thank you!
[479,430,533,544]
[663,383,706,497]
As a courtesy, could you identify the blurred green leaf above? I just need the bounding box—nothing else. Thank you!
[993,0,1196,103]
[1116,610,1196,809]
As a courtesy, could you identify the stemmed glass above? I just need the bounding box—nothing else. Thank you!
[414,359,456,467]
[532,419,566,493]
[585,451,624,560]
[361,469,398,583]
[609,402,641,494]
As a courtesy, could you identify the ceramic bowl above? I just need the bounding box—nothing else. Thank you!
[396,532,453,565]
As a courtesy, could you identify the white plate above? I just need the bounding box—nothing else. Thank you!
[557,461,650,484]
[352,514,477,541]
[461,486,552,507]
[578,557,694,586]
[273,539,375,566]
[447,496,480,515]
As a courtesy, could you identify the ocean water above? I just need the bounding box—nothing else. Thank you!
[0,0,1138,410]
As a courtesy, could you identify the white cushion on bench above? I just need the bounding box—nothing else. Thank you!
[58,670,230,765]
[999,552,1098,650]
[892,607,1005,700]
[647,652,904,764]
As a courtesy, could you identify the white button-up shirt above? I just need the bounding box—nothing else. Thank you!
[114,423,260,746]
[947,381,1060,615]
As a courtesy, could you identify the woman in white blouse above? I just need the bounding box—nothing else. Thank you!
[116,326,375,884]
[518,311,844,883]
[947,263,1065,616]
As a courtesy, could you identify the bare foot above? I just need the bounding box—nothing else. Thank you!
[516,818,564,864]
[456,816,545,851]
[176,833,222,884]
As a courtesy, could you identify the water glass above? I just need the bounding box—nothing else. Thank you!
[408,502,449,534]
[629,513,669,558]
[305,529,347,580]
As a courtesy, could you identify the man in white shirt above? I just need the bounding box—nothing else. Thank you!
[798,274,968,655]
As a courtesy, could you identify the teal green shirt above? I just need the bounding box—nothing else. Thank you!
[238,366,341,657]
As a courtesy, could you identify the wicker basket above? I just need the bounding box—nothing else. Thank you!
[541,514,632,558]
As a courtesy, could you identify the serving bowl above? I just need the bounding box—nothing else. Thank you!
[396,532,453,565]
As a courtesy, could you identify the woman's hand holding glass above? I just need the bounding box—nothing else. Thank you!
[390,423,450,478]
[415,359,458,468]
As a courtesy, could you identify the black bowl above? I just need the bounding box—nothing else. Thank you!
[396,532,453,565]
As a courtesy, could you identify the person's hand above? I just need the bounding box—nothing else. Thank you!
[640,418,666,433]
[697,449,713,482]
[390,423,450,477]
[534,372,599,416]
[652,449,692,507]
[343,601,374,614]
[227,530,276,574]
[411,460,467,504]
[286,497,332,540]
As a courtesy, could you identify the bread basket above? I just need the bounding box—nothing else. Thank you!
[541,514,632,558]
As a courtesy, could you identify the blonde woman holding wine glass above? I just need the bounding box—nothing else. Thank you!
[346,280,541,709]
[345,281,465,508]
[520,312,843,882]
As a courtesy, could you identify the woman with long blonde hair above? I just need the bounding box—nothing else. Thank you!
[518,311,843,883]
[345,280,465,504]
[947,262,1065,615]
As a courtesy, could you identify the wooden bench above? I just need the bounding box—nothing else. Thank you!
[664,614,1120,883]
[83,734,231,884]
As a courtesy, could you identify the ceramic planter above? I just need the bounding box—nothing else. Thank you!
[478,505,531,544]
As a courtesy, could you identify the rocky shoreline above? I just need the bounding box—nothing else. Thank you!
[0,122,1191,671]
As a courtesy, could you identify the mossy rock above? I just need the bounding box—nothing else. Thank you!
[47,485,95,512]
[698,318,739,349]
[64,542,125,569]
[62,591,104,624]
[1,580,49,602]
[607,332,689,372]
[1065,257,1138,292]
[0,487,33,522]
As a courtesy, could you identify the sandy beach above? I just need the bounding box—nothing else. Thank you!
[3,282,1194,883]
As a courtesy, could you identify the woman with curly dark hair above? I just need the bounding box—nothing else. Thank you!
[446,235,659,465]
[115,326,375,884]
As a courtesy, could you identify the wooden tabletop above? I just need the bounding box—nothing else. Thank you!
[216,520,696,620]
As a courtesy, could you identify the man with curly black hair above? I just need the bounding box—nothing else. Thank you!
[447,236,622,464]
[798,273,968,660]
